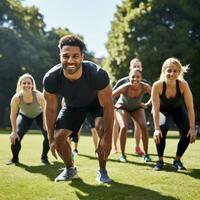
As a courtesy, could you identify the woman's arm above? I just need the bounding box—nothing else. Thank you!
[181,80,196,143]
[10,94,20,144]
[143,83,152,107]
[112,83,129,99]
[151,81,162,144]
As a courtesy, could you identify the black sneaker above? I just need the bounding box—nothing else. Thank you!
[6,158,19,165]
[172,160,186,171]
[153,160,164,171]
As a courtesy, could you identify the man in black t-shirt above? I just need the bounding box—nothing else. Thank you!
[43,34,114,183]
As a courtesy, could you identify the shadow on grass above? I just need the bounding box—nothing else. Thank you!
[78,153,200,180]
[15,161,64,181]
[68,178,176,200]
[159,162,200,179]
[78,153,156,168]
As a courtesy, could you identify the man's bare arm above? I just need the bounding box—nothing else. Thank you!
[43,91,58,142]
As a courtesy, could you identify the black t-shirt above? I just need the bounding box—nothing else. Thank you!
[43,61,109,108]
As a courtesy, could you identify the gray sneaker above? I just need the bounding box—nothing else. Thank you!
[54,167,79,182]
[96,169,112,184]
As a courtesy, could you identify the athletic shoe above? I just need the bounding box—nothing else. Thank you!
[172,160,186,171]
[96,169,112,184]
[118,155,127,162]
[153,160,164,171]
[73,149,78,156]
[54,167,79,182]
[6,158,19,165]
[142,154,152,162]
[135,146,144,156]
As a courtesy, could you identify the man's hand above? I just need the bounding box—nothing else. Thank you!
[49,139,57,159]
[153,129,163,144]
[10,132,20,144]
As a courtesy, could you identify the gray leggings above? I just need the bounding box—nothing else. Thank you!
[11,113,49,161]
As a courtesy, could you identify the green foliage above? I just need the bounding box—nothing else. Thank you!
[0,0,95,126]
[105,0,200,113]
[0,131,200,200]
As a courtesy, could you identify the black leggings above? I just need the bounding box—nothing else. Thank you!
[11,113,49,161]
[156,106,190,157]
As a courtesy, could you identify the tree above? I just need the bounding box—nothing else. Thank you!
[0,0,96,126]
[104,0,200,112]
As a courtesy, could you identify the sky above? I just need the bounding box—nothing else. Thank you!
[22,0,122,58]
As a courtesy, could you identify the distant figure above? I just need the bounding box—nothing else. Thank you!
[7,73,49,165]
[43,34,114,183]
[152,57,196,171]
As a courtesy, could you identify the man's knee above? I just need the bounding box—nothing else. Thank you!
[54,129,70,143]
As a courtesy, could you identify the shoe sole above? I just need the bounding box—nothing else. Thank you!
[96,178,112,184]
[55,174,79,182]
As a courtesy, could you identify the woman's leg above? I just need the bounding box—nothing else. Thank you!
[132,118,143,155]
[115,109,129,157]
[9,114,32,163]
[131,109,149,155]
[171,107,190,159]
[111,110,120,153]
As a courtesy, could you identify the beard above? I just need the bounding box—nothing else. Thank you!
[62,63,81,75]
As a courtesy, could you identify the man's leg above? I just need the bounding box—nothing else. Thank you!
[54,129,78,182]
[95,117,112,183]
[35,113,50,164]
[91,128,98,150]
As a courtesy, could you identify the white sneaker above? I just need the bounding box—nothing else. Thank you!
[54,167,79,182]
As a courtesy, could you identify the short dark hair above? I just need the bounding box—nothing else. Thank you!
[58,34,86,53]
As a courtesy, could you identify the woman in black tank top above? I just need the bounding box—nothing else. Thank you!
[151,57,196,171]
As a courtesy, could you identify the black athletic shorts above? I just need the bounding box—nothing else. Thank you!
[55,98,103,135]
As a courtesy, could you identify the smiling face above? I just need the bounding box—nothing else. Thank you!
[20,77,33,91]
[129,69,142,85]
[164,64,180,81]
[60,45,84,75]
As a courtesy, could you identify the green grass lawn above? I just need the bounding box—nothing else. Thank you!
[0,129,199,200]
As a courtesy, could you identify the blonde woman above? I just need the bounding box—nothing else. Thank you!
[7,73,49,165]
[152,57,196,171]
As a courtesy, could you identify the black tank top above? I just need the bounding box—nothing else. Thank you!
[160,80,184,111]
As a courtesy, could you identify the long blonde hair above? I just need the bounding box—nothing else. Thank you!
[16,73,37,94]
[159,57,189,81]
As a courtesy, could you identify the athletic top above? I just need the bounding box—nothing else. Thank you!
[160,80,184,111]
[19,91,42,119]
[116,83,145,112]
[43,61,109,108]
